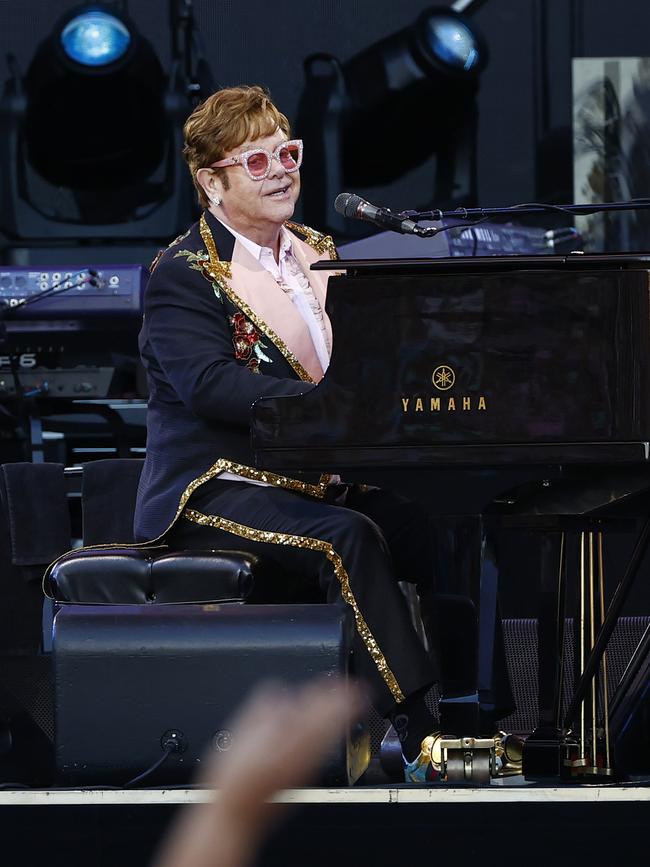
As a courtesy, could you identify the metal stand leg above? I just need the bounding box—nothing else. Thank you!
[523,530,577,779]
[28,412,44,463]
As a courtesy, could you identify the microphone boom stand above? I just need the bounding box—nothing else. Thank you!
[404,198,650,237]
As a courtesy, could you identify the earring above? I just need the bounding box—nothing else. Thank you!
[211,195,221,207]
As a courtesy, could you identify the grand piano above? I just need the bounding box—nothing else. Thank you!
[251,253,650,782]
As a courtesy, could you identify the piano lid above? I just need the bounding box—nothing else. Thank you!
[312,252,650,274]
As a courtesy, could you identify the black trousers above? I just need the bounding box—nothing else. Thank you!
[167,478,438,717]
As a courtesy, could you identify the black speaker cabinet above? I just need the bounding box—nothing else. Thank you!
[54,603,370,786]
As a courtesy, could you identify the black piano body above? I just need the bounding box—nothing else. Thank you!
[251,253,650,780]
[253,253,650,472]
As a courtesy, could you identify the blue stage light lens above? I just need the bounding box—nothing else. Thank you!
[60,10,131,67]
[424,17,480,72]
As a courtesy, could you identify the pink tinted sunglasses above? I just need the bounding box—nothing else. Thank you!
[209,139,303,181]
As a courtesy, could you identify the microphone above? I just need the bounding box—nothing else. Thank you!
[334,193,421,235]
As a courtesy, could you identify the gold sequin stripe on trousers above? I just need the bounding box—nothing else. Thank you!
[183,507,406,704]
[41,458,331,599]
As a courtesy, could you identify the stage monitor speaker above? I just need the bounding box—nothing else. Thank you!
[54,603,370,787]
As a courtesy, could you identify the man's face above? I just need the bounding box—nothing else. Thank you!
[214,128,300,235]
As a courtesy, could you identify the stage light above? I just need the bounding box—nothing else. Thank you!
[22,4,166,194]
[418,13,481,73]
[0,1,212,260]
[60,9,132,68]
[297,5,487,237]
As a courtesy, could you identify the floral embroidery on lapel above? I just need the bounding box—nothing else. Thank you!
[174,248,227,301]
[199,214,315,383]
[150,228,192,273]
[170,228,191,248]
[230,312,272,374]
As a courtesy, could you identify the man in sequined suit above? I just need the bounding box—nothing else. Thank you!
[135,85,482,782]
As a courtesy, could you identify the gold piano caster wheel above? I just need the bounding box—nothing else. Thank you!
[441,737,495,784]
[446,749,492,784]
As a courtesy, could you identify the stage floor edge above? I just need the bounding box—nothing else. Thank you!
[1,783,648,806]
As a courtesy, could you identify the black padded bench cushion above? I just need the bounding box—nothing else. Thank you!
[45,547,257,605]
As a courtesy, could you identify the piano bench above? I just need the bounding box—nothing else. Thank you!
[44,545,258,605]
[45,547,370,787]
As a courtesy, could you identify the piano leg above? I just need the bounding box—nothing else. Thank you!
[477,527,516,729]
[436,593,480,735]
[522,529,576,779]
[432,515,481,736]
[433,516,515,735]
[433,514,481,598]
[538,530,567,731]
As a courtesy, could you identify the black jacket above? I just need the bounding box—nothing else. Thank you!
[134,210,338,541]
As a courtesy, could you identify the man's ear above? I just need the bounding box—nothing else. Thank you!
[196,168,221,202]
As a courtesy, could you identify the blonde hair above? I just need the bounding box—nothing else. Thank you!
[183,85,291,207]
